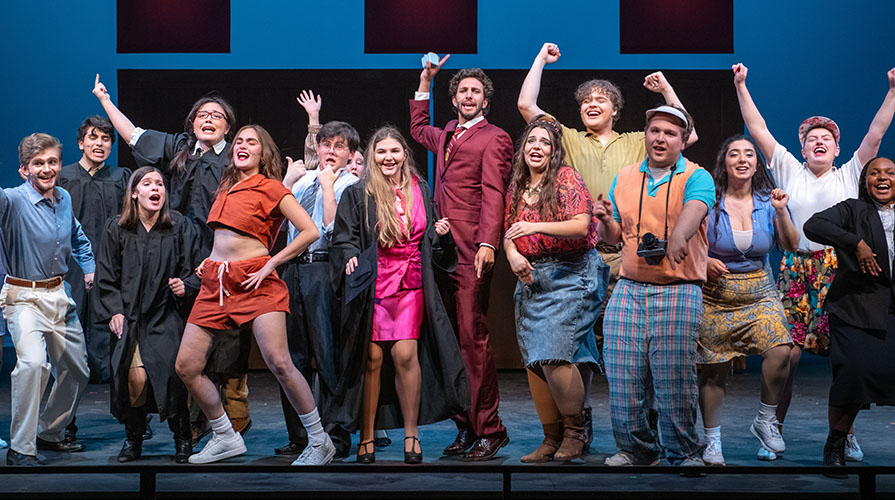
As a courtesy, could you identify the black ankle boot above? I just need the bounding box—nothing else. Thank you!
[823,430,847,478]
[118,438,143,463]
[174,439,192,464]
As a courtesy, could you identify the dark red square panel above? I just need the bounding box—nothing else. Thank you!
[365,0,477,54]
[620,0,732,54]
[117,0,230,53]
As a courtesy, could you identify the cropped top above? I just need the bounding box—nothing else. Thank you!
[207,174,292,249]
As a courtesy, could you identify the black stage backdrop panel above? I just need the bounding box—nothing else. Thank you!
[119,68,739,370]
[117,69,428,174]
[118,69,740,185]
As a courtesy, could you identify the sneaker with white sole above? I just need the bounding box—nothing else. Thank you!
[292,434,336,465]
[604,450,660,466]
[750,417,785,453]
[756,446,778,461]
[845,433,864,462]
[702,439,725,466]
[188,432,246,464]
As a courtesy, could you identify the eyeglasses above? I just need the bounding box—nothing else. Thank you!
[319,141,348,153]
[196,111,227,121]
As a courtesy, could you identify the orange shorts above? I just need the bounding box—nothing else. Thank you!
[188,255,289,330]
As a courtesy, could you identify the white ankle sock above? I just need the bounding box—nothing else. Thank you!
[299,408,327,442]
[704,426,721,442]
[758,402,777,423]
[210,413,236,439]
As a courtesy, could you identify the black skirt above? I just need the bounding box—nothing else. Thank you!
[829,313,895,407]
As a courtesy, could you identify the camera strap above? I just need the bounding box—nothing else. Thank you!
[635,166,676,245]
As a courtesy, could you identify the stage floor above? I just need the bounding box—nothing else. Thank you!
[1,351,895,499]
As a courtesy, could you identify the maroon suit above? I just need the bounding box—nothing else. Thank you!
[409,98,513,439]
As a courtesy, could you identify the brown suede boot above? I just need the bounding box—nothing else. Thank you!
[521,420,563,463]
[554,413,587,462]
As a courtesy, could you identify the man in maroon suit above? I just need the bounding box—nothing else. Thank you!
[409,54,514,461]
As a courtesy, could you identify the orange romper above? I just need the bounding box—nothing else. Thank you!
[188,174,293,329]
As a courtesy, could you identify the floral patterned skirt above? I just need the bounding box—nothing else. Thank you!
[777,248,837,356]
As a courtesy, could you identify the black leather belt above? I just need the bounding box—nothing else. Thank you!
[296,252,329,264]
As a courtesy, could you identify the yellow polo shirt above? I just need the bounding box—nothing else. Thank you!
[560,124,646,201]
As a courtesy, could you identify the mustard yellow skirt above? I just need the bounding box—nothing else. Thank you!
[697,269,792,364]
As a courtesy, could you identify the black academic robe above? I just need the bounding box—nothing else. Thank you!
[58,162,132,383]
[95,212,201,421]
[131,130,229,271]
[328,179,469,431]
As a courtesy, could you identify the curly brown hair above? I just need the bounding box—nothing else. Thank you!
[448,68,494,116]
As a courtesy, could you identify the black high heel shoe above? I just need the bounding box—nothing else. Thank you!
[357,440,375,464]
[404,436,422,464]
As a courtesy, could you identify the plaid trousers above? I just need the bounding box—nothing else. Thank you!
[603,278,702,463]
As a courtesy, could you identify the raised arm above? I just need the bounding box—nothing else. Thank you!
[410,53,451,152]
[732,64,778,161]
[417,53,451,94]
[92,74,137,143]
[856,68,895,165]
[644,71,699,146]
[517,43,560,123]
[297,90,322,170]
[770,188,799,252]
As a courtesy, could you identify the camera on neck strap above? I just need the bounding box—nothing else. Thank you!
[637,232,666,265]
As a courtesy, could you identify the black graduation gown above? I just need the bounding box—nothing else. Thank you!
[95,212,201,421]
[131,130,229,266]
[328,180,469,431]
[58,162,132,382]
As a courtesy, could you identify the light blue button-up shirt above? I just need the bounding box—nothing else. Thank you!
[0,182,94,281]
[288,170,359,253]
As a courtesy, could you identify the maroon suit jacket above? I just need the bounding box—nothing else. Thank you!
[409,99,513,266]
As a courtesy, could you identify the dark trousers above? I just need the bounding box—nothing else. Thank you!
[280,260,350,454]
[66,263,111,383]
[440,263,506,438]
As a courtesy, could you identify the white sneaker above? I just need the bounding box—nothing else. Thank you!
[292,434,335,465]
[188,432,246,464]
[845,433,864,462]
[750,417,785,453]
[0,437,7,449]
[702,439,725,466]
[604,450,659,466]
[756,446,778,461]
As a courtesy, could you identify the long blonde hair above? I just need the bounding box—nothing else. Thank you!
[362,126,418,248]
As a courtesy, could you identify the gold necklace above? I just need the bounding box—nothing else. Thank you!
[524,182,542,197]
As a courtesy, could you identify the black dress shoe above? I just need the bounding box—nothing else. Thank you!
[117,439,142,463]
[443,429,476,456]
[404,436,422,464]
[274,441,306,455]
[7,449,44,466]
[356,440,375,464]
[36,437,85,452]
[463,433,509,462]
[174,440,191,464]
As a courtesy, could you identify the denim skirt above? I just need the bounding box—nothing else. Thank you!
[513,248,608,367]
